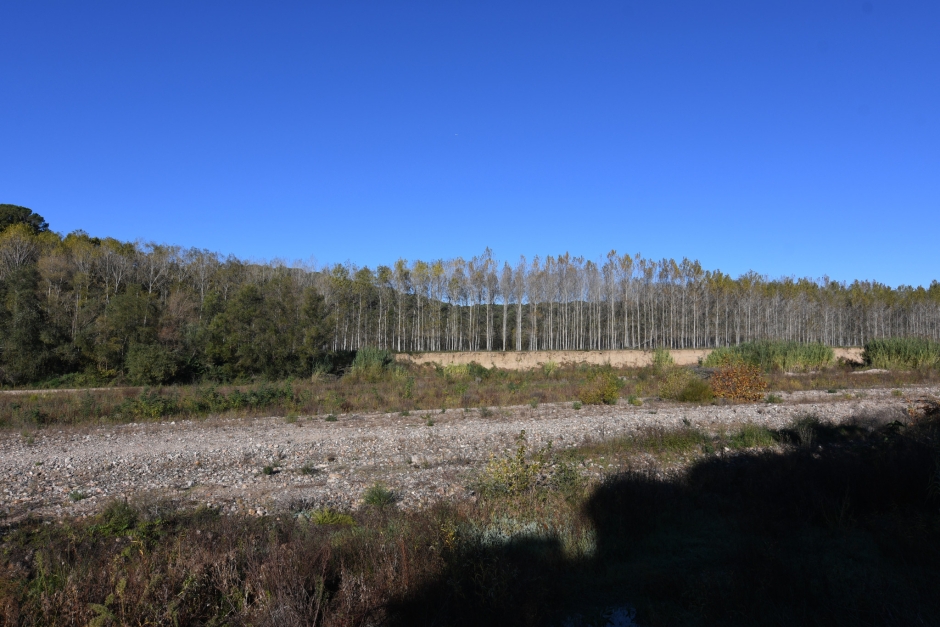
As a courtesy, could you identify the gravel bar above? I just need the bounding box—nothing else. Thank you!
[2,386,935,521]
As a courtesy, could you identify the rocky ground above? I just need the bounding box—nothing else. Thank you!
[1,386,934,522]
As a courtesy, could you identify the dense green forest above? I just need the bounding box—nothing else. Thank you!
[1,203,939,386]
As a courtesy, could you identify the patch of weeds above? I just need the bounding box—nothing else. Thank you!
[262,464,280,476]
[572,401,582,410]
[529,400,539,409]
[426,417,435,427]
[627,395,642,406]
[765,393,783,404]
[400,410,410,416]
[306,508,355,526]
[476,430,547,497]
[827,389,837,394]
[284,412,298,424]
[542,361,559,376]
[69,490,88,502]
[790,415,820,447]
[362,483,396,508]
[300,464,319,476]
[730,423,777,449]
[479,407,493,418]
[891,389,903,397]
[325,414,338,422]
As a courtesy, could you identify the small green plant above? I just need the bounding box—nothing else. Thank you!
[69,490,88,502]
[891,389,903,397]
[325,414,337,422]
[572,401,582,410]
[400,410,410,416]
[627,395,642,406]
[765,393,783,404]
[529,400,539,409]
[731,423,777,449]
[426,417,435,427]
[306,508,355,526]
[480,406,493,418]
[652,347,674,370]
[284,412,298,424]
[262,465,277,475]
[362,483,396,508]
[790,415,820,447]
[542,361,559,376]
[300,464,318,475]
[476,430,545,497]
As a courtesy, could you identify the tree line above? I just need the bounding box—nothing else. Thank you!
[1,203,938,385]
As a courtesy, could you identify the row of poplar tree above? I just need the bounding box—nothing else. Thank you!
[1,204,939,385]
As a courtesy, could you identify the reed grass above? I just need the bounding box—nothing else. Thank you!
[864,337,940,370]
[702,340,834,371]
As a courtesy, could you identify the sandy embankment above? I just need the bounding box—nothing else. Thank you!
[396,348,865,370]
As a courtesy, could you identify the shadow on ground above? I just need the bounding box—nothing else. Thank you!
[388,406,940,627]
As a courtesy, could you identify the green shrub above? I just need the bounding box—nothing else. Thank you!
[676,377,714,402]
[363,483,396,508]
[703,341,834,372]
[578,371,621,405]
[125,344,183,385]
[731,423,777,448]
[864,338,940,370]
[658,368,693,399]
[306,508,355,526]
[476,430,544,497]
[652,348,674,370]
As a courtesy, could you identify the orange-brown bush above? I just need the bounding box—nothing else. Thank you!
[710,363,767,402]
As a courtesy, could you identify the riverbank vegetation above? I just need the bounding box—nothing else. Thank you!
[2,204,939,388]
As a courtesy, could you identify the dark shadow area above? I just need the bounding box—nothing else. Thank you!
[389,407,940,626]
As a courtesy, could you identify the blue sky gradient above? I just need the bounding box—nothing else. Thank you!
[2,1,938,286]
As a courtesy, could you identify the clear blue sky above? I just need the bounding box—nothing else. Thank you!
[2,1,938,287]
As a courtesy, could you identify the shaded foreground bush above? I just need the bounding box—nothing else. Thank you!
[3,405,940,626]
[703,340,834,371]
[864,337,940,370]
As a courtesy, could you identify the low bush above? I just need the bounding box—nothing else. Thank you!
[306,508,356,526]
[578,370,622,405]
[476,430,546,497]
[710,363,767,402]
[362,482,396,508]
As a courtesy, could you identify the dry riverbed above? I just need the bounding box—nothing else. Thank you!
[1,386,933,522]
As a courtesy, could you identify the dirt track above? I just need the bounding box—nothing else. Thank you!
[1,382,926,523]
[396,348,865,369]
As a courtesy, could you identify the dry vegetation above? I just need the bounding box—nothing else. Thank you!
[2,400,939,626]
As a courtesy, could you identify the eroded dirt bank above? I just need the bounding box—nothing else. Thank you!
[396,347,865,369]
[1,383,927,522]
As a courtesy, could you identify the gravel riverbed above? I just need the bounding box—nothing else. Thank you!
[2,386,934,521]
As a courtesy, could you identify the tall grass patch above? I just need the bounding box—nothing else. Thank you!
[864,337,940,370]
[703,340,834,371]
